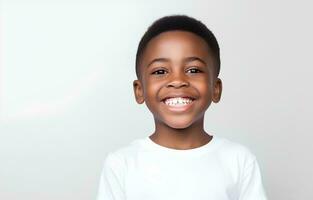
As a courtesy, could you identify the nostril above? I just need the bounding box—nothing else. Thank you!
[167,81,189,88]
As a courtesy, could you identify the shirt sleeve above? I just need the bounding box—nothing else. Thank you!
[96,152,126,200]
[239,157,268,200]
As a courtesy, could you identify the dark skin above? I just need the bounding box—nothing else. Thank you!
[133,30,222,150]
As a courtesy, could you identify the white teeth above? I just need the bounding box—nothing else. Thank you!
[164,97,193,106]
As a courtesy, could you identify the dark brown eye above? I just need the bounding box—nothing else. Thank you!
[187,68,202,73]
[151,69,167,75]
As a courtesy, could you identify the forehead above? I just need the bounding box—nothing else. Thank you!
[141,30,212,66]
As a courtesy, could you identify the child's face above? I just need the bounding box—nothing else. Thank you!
[133,30,222,129]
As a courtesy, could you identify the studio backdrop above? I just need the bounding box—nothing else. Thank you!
[0,0,312,200]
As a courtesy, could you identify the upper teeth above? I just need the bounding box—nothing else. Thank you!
[164,97,193,106]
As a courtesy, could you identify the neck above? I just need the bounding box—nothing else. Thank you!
[150,116,212,150]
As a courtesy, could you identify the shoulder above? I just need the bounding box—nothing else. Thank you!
[103,137,144,167]
[215,136,257,165]
[213,136,262,185]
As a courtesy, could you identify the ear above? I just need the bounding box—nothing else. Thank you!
[133,80,145,104]
[212,78,222,103]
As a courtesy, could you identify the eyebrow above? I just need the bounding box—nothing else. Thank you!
[184,57,207,65]
[146,56,207,68]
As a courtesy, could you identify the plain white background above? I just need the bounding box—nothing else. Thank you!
[1,0,312,199]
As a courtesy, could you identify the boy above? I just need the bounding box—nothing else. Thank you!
[97,15,267,200]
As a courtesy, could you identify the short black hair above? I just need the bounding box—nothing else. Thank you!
[135,14,220,79]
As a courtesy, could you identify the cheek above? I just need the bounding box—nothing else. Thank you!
[144,80,163,101]
[192,77,211,90]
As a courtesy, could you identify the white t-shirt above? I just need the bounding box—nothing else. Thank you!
[96,134,268,200]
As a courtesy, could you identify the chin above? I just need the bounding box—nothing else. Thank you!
[164,119,194,130]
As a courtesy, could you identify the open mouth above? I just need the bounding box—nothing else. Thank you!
[162,97,195,107]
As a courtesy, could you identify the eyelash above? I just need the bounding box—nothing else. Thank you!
[151,67,202,75]
[151,69,167,75]
[187,68,202,73]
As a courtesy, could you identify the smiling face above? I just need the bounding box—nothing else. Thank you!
[133,30,222,129]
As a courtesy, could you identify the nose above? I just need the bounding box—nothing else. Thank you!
[166,72,190,88]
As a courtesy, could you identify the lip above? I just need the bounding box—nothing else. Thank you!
[161,93,196,102]
[162,94,195,112]
[162,98,195,112]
